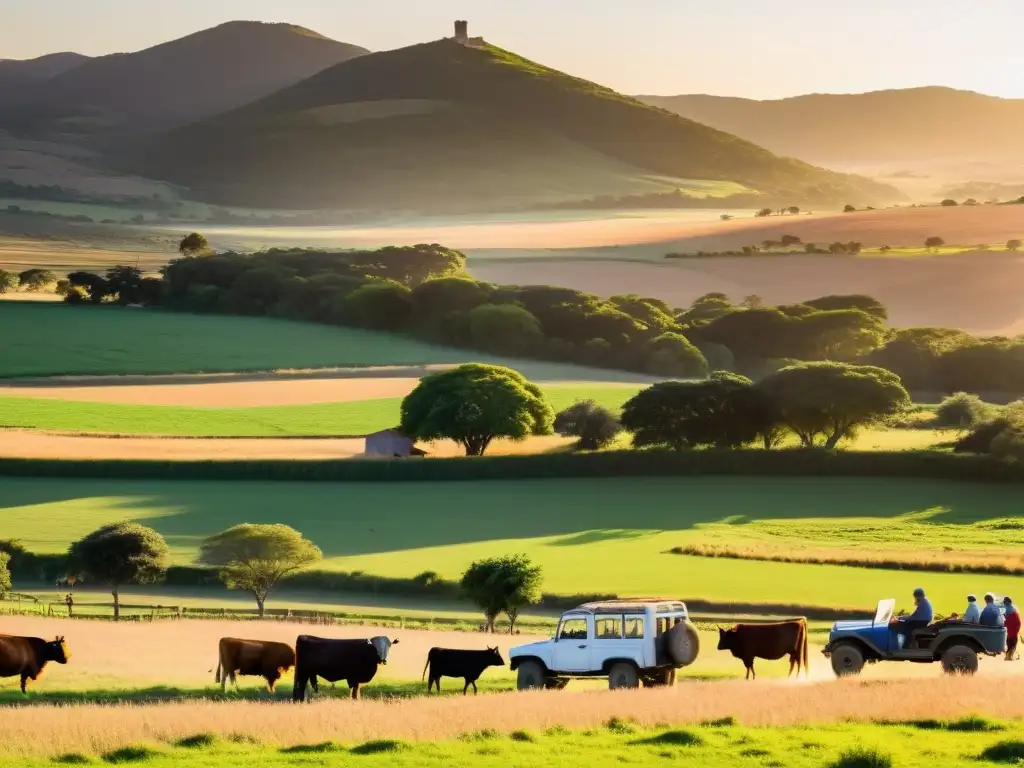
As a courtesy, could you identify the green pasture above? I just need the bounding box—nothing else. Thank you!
[2,476,1021,613]
[0,303,650,382]
[3,720,1021,767]
[0,385,644,436]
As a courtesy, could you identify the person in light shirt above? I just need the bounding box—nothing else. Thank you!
[962,595,981,624]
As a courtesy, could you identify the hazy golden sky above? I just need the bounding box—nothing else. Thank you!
[3,0,1023,99]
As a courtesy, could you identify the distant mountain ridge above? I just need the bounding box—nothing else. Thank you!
[0,21,368,135]
[639,87,1024,165]
[128,39,899,211]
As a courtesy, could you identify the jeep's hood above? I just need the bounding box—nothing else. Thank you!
[831,620,875,634]
[510,641,550,657]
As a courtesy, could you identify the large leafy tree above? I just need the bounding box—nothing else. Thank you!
[642,333,709,378]
[199,524,322,618]
[621,373,761,451]
[0,270,17,294]
[461,555,542,634]
[68,524,169,620]
[105,265,144,305]
[400,364,554,456]
[758,362,910,449]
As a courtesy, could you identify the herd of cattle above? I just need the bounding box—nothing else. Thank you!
[0,632,506,699]
[0,619,810,698]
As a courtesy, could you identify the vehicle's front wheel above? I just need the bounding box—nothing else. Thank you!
[516,661,546,691]
[830,644,865,677]
[608,662,640,690]
[941,645,979,676]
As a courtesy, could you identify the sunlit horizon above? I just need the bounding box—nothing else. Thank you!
[3,0,1023,99]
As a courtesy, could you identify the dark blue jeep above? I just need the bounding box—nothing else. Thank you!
[823,599,1007,676]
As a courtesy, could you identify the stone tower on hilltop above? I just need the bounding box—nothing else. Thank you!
[452,20,485,48]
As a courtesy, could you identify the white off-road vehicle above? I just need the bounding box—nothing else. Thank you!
[509,599,700,690]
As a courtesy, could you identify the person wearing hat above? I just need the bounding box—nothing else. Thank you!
[980,593,1005,628]
[1004,596,1020,660]
[962,594,981,624]
[892,587,934,649]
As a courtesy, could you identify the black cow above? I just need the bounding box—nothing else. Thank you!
[717,619,808,680]
[0,635,71,693]
[292,635,397,701]
[422,647,504,695]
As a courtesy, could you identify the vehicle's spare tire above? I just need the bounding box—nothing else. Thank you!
[664,621,700,667]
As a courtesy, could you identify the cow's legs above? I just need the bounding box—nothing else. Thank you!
[20,673,28,694]
[788,656,798,677]
[463,679,470,695]
[350,682,360,700]
[471,680,478,695]
[744,660,756,680]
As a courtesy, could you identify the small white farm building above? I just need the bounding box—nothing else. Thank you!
[364,429,428,458]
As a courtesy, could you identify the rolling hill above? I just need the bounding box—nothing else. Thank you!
[0,52,89,99]
[129,40,900,212]
[640,88,1024,185]
[0,22,368,136]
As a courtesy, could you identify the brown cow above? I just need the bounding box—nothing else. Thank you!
[717,619,808,680]
[0,635,71,693]
[215,638,295,693]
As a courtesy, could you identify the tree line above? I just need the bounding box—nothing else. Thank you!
[52,234,1024,394]
[0,523,542,632]
[397,362,910,455]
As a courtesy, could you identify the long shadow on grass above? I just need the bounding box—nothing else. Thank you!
[0,476,1014,561]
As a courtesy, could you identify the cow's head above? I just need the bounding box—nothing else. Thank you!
[486,646,505,667]
[369,636,398,664]
[47,636,71,664]
[716,627,736,652]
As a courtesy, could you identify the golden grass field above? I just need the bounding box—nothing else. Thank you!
[1,616,1023,757]
[0,430,576,459]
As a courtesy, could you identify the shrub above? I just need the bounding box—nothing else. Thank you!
[934,392,994,429]
[828,746,893,768]
[554,400,622,450]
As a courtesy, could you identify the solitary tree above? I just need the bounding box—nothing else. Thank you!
[780,234,802,247]
[17,269,56,292]
[925,236,946,252]
[461,555,542,634]
[178,232,211,258]
[199,524,322,618]
[1007,239,1022,252]
[941,199,959,207]
[788,206,801,215]
[843,205,857,213]
[400,364,554,456]
[755,208,773,217]
[554,400,623,451]
[757,362,910,449]
[741,294,764,309]
[0,551,11,599]
[67,524,169,620]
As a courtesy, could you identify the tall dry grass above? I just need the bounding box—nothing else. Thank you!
[2,678,1024,758]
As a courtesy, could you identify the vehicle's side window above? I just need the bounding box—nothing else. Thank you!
[624,615,645,638]
[656,618,667,636]
[595,617,622,639]
[558,618,588,641]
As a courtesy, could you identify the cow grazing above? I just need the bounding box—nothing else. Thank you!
[422,646,504,695]
[0,635,71,693]
[292,635,397,701]
[215,638,295,693]
[717,619,809,680]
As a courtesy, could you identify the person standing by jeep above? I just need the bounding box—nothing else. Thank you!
[1003,596,1019,660]
[892,587,933,649]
